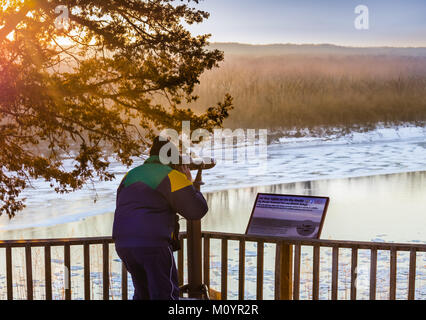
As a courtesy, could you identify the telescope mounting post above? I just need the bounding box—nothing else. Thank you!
[185,167,206,299]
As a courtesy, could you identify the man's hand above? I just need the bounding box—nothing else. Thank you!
[178,165,193,182]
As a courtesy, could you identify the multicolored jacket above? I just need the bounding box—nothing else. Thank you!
[113,156,208,248]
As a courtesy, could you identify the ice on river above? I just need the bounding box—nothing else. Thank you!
[0,124,425,232]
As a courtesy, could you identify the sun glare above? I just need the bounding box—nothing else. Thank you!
[1,1,9,11]
[55,35,73,47]
[6,30,14,41]
[1,0,20,11]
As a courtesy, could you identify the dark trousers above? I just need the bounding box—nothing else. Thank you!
[116,246,179,300]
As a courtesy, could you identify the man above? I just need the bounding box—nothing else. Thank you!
[112,137,208,300]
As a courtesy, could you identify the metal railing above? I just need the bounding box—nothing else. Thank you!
[0,233,425,300]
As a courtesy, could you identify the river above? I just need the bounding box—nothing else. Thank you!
[0,124,425,243]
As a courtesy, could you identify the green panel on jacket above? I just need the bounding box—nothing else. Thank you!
[123,156,172,190]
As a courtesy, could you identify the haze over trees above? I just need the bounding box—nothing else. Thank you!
[0,0,232,217]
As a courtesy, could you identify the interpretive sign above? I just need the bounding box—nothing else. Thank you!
[245,193,329,239]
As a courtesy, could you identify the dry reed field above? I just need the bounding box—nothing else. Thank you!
[189,53,426,133]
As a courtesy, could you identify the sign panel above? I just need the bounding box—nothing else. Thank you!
[245,193,329,239]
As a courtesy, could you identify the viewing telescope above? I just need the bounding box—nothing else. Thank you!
[187,157,216,171]
[177,154,216,171]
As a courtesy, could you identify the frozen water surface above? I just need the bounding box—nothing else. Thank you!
[0,124,424,235]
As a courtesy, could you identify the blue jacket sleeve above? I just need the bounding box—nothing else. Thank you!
[169,186,208,220]
[165,170,208,220]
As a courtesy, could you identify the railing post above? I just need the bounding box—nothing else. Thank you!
[256,241,264,300]
[312,245,320,300]
[186,168,203,299]
[238,240,246,300]
[408,249,417,300]
[331,246,339,300]
[102,241,110,300]
[83,243,91,300]
[221,238,228,300]
[350,247,358,300]
[64,243,71,300]
[292,244,301,300]
[25,244,33,300]
[275,242,293,300]
[6,245,13,300]
[187,220,202,299]
[44,245,52,300]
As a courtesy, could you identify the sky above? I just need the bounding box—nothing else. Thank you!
[187,0,426,47]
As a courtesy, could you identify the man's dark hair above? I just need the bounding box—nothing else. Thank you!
[150,136,170,156]
[149,136,181,164]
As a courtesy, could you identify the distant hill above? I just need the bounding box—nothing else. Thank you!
[209,42,426,57]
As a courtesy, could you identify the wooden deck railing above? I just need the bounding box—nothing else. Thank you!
[0,233,425,300]
[0,237,116,300]
[182,232,426,300]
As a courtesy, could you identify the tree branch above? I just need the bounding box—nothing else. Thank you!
[0,0,39,42]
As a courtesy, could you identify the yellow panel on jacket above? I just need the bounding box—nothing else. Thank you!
[168,170,193,192]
